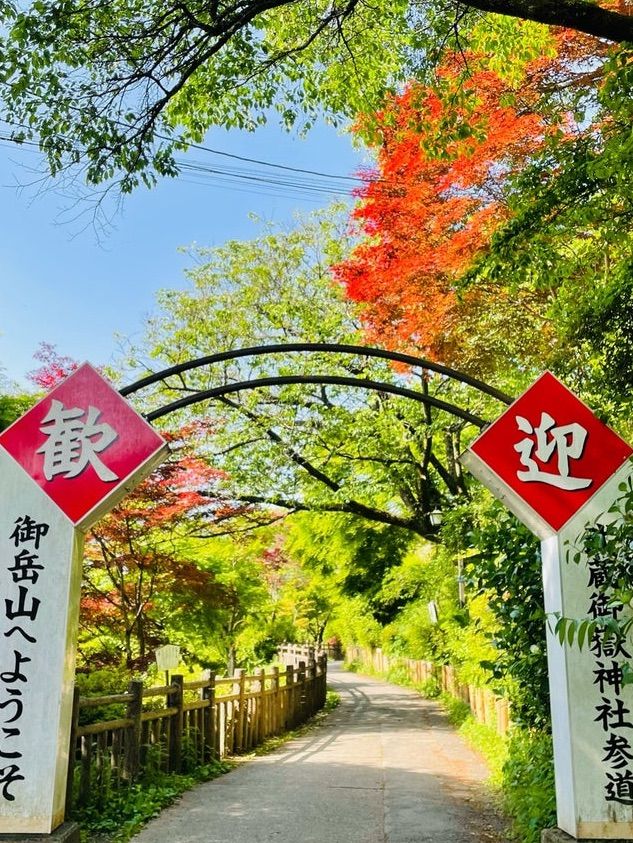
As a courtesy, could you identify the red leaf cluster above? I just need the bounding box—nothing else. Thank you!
[332,66,553,358]
[27,342,81,389]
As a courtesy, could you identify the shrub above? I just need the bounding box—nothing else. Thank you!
[75,667,130,726]
[417,676,441,698]
[502,728,556,843]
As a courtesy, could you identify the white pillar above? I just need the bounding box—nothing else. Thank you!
[543,461,633,838]
[0,448,84,834]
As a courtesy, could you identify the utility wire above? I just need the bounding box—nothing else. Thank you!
[0,117,378,186]
[0,132,359,202]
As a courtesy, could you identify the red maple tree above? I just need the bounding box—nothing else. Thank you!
[332,53,578,361]
[28,342,81,389]
[81,445,237,669]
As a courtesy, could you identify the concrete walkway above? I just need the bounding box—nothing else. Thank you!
[132,664,506,843]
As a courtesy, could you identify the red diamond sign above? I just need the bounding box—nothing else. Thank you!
[0,363,168,528]
[462,372,633,536]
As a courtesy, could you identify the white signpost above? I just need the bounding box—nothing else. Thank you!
[462,372,633,840]
[0,364,167,837]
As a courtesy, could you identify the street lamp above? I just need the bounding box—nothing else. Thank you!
[429,509,443,527]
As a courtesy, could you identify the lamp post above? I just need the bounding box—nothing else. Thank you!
[429,509,443,528]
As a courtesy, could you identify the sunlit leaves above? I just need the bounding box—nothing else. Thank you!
[333,64,552,364]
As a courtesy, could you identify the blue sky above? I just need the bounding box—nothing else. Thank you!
[0,122,363,388]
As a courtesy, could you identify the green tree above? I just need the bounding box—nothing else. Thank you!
[0,0,628,193]
[0,392,33,431]
[133,209,496,540]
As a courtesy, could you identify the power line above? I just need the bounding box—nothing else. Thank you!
[0,132,359,202]
[0,118,377,186]
[181,137,366,183]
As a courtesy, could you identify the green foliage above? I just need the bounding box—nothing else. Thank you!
[0,0,593,191]
[0,0,419,191]
[502,729,556,843]
[463,493,550,728]
[0,392,34,431]
[440,692,471,727]
[287,512,415,624]
[73,760,230,842]
[459,718,506,787]
[139,209,464,543]
[75,667,131,725]
[468,17,556,85]
[375,535,499,689]
[176,529,292,672]
[385,663,414,686]
[330,596,383,649]
[417,676,441,698]
[324,689,341,711]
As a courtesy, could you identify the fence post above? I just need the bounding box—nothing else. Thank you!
[203,676,217,761]
[307,658,316,716]
[254,668,265,745]
[319,654,328,708]
[297,660,307,724]
[268,666,278,735]
[65,685,80,817]
[233,669,246,753]
[168,675,184,773]
[123,679,143,781]
[497,698,510,735]
[285,665,294,729]
[216,674,226,758]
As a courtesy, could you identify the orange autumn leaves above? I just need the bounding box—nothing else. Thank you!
[333,66,557,362]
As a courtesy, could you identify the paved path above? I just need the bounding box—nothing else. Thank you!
[132,664,506,843]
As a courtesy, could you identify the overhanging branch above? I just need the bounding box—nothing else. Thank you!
[236,493,434,538]
[458,0,633,42]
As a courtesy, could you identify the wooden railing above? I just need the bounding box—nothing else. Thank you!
[277,643,325,668]
[346,645,510,736]
[67,655,327,811]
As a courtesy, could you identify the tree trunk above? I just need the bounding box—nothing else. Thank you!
[227,644,237,676]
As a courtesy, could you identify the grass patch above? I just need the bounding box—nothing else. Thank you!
[459,718,506,787]
[440,692,472,727]
[75,759,232,843]
[502,729,556,843]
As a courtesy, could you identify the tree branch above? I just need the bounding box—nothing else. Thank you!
[235,493,435,538]
[457,0,633,42]
[217,394,341,492]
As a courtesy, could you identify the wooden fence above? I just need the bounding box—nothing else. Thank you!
[67,654,327,812]
[278,642,341,664]
[346,645,510,736]
[277,643,324,667]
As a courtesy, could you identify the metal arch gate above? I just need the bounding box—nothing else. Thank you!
[120,342,513,425]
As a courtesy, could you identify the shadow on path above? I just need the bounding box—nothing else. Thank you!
[131,663,507,843]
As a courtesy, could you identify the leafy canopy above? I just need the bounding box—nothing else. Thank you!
[132,208,499,539]
[0,0,630,192]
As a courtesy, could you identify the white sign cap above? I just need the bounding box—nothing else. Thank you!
[155,644,181,671]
